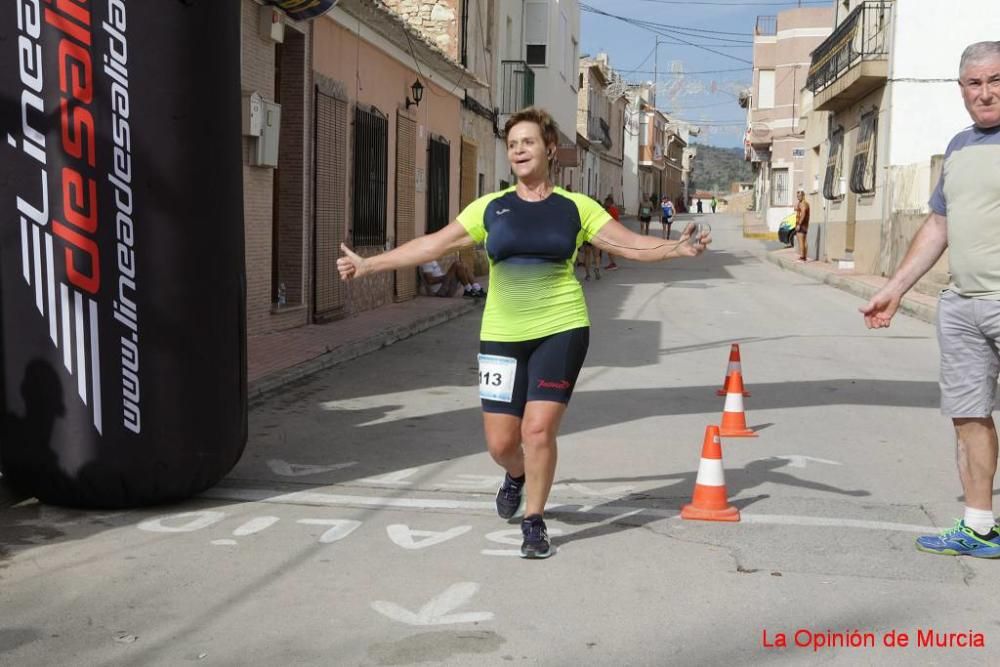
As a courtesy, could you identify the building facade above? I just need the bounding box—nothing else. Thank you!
[742,7,833,232]
[240,0,483,336]
[802,0,1000,282]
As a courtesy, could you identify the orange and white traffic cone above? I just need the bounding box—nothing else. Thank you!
[681,425,740,522]
[720,371,757,437]
[716,343,751,397]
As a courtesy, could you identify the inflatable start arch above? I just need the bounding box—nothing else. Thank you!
[1,0,247,507]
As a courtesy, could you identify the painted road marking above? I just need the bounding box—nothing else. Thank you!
[371,582,493,626]
[266,459,358,477]
[199,486,934,534]
[296,519,362,543]
[770,455,843,469]
[318,386,479,426]
[356,467,421,486]
[386,524,472,549]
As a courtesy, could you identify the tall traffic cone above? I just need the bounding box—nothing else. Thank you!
[681,425,740,522]
[716,343,751,397]
[719,371,757,437]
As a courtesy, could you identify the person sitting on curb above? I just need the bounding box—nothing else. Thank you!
[420,257,485,298]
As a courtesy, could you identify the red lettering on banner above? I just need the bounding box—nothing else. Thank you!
[53,220,100,294]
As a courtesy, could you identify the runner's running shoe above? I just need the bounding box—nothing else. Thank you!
[520,514,552,559]
[495,474,524,519]
[915,520,1000,558]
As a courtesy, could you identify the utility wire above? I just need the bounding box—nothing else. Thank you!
[581,4,753,64]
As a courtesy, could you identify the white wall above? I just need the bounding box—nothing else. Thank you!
[493,1,525,189]
[888,0,1000,166]
[623,104,640,214]
[528,0,580,145]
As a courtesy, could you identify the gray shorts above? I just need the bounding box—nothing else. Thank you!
[937,289,1000,417]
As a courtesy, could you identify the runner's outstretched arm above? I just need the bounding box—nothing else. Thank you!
[338,221,474,280]
[590,220,710,262]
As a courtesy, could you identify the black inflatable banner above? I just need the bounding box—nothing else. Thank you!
[1,0,247,507]
[264,0,340,21]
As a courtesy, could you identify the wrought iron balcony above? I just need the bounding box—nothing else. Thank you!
[499,60,535,116]
[806,1,892,111]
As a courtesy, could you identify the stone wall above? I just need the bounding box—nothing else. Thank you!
[382,0,459,60]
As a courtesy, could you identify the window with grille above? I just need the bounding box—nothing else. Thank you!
[525,1,547,65]
[771,168,790,206]
[823,126,845,200]
[352,104,388,246]
[850,110,877,194]
[427,135,451,234]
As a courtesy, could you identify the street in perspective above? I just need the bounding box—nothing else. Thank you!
[4,214,998,665]
[3,0,1000,665]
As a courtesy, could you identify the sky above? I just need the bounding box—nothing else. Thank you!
[579,0,832,148]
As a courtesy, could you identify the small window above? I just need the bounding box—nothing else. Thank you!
[823,127,845,200]
[427,135,451,234]
[526,44,546,66]
[850,110,878,194]
[757,70,775,109]
[352,105,388,246]
[771,168,790,206]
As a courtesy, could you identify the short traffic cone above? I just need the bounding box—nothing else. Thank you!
[716,343,751,397]
[720,371,757,437]
[681,425,740,522]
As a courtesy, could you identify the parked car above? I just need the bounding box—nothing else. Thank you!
[777,212,797,247]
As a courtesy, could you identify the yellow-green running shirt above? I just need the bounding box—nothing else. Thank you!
[457,187,611,342]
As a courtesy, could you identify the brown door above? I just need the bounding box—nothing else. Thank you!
[394,111,417,301]
[313,86,348,321]
[459,138,478,269]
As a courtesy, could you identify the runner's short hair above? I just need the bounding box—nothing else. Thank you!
[504,107,560,150]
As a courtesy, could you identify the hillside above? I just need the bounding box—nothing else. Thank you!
[689,143,752,194]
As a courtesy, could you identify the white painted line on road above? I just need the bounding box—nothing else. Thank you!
[199,486,934,534]
[266,459,358,477]
[739,514,929,533]
[371,582,493,626]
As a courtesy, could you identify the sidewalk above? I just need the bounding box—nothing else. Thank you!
[248,294,483,404]
[764,246,939,324]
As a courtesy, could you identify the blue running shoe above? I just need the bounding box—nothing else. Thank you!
[915,520,1000,558]
[495,474,524,519]
[520,514,552,559]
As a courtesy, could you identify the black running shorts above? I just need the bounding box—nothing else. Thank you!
[478,327,590,417]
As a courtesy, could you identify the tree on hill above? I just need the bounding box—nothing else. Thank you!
[689,143,752,194]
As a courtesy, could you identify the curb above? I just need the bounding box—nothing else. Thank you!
[248,299,479,405]
[764,252,938,325]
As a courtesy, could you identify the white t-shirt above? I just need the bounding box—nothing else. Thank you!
[420,261,445,294]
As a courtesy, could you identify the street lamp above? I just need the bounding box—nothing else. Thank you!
[406,78,424,109]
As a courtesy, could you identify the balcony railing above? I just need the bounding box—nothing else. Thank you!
[755,16,776,37]
[807,1,892,94]
[499,60,535,116]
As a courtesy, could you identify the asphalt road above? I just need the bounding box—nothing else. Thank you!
[3,212,998,666]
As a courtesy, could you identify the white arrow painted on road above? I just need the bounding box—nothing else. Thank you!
[371,582,493,626]
[296,519,362,543]
[438,474,501,490]
[386,524,472,550]
[771,455,843,469]
[266,459,357,477]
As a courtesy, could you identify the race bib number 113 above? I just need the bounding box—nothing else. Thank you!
[477,354,517,402]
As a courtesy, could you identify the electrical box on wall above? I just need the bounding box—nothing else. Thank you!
[251,100,282,168]
[242,91,263,136]
[259,6,285,43]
